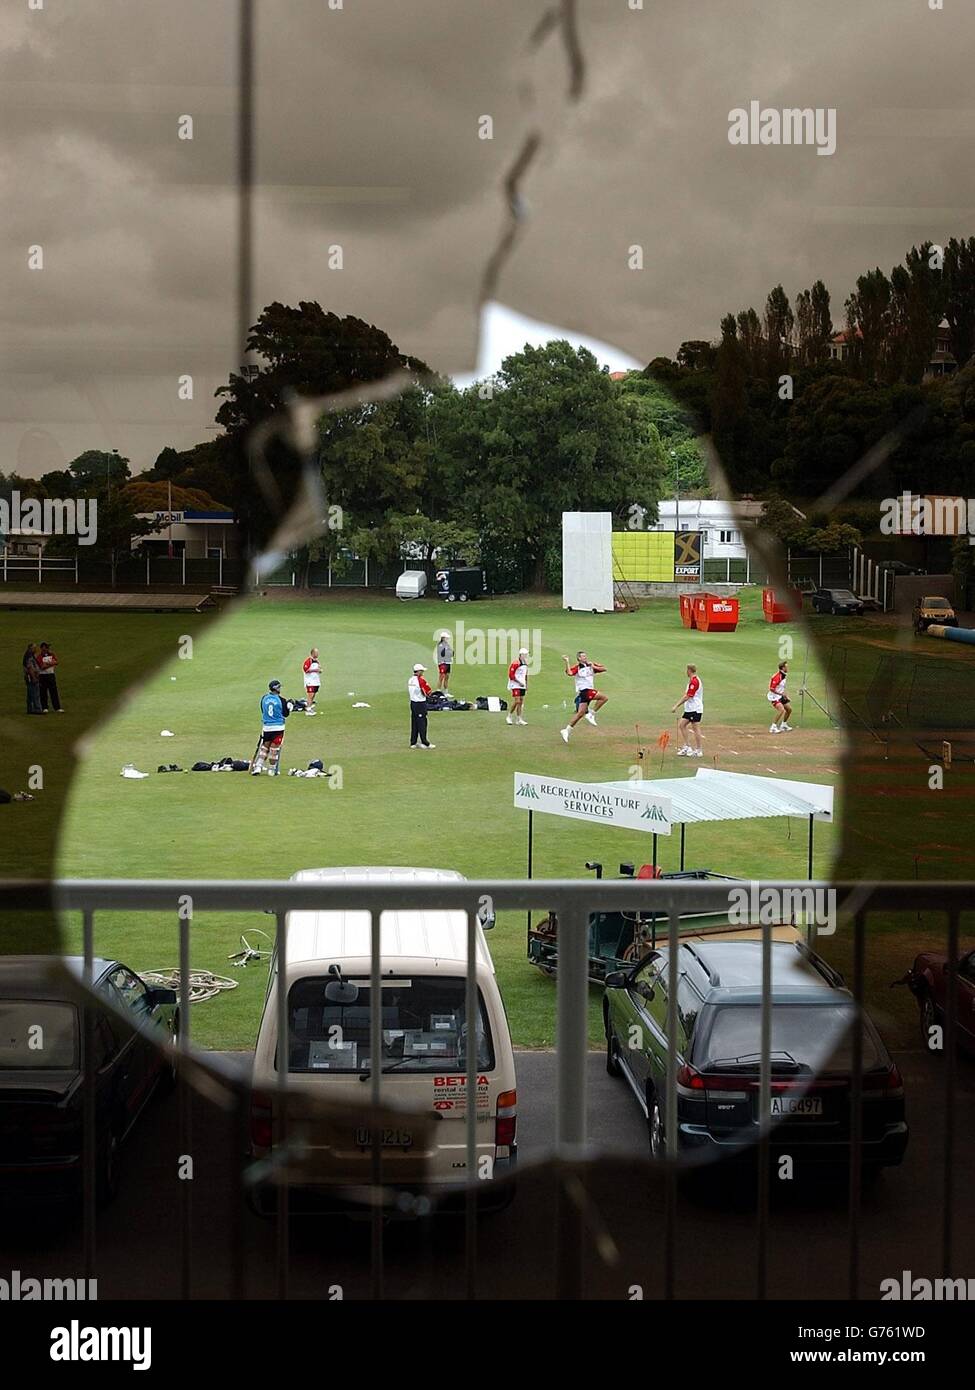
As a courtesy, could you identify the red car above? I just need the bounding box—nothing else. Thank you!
[903,948,975,1052]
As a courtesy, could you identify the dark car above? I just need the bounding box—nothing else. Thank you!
[0,956,179,1204]
[811,587,864,615]
[901,946,975,1053]
[604,939,907,1177]
[878,560,926,576]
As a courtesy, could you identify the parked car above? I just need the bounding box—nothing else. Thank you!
[249,866,516,1216]
[878,560,926,576]
[913,595,957,633]
[900,946,975,1052]
[811,587,864,615]
[604,939,907,1176]
[0,956,179,1204]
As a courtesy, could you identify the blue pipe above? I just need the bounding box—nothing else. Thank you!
[926,624,975,645]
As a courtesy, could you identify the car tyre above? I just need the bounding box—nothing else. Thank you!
[156,1012,180,1095]
[96,1124,122,1207]
[919,990,941,1050]
[605,1021,622,1077]
[648,1093,665,1160]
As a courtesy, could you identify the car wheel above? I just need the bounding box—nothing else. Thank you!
[648,1093,665,1160]
[605,1021,622,1077]
[919,990,941,1051]
[157,1012,180,1095]
[96,1124,122,1207]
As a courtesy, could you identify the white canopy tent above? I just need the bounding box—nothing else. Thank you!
[513,768,834,877]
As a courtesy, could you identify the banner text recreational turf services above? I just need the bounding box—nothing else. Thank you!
[513,773,672,834]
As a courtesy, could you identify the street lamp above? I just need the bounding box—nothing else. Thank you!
[670,449,680,532]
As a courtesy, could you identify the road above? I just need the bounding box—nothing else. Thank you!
[1,1048,972,1300]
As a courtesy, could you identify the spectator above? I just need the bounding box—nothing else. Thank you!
[37,642,63,713]
[23,644,42,716]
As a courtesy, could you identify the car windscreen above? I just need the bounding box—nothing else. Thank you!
[285,975,495,1074]
[832,591,856,602]
[0,1001,79,1070]
[699,1003,883,1073]
[923,597,950,606]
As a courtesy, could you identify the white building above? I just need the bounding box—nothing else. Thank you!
[647,499,770,559]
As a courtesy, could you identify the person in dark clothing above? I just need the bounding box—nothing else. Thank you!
[37,643,63,712]
[23,644,42,715]
[408,663,435,749]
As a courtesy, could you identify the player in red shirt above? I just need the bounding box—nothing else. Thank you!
[506,647,530,725]
[671,664,704,757]
[302,648,322,715]
[768,660,792,733]
[559,652,608,743]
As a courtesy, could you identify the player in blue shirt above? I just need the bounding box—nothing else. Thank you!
[251,679,292,776]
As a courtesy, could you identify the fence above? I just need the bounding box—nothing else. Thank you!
[0,553,246,590]
[0,874,966,1300]
[787,548,853,591]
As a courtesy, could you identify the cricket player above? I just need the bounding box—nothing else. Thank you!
[672,664,704,756]
[251,679,292,776]
[506,647,530,725]
[408,663,436,749]
[559,651,608,743]
[302,647,322,715]
[768,660,792,733]
[436,631,453,693]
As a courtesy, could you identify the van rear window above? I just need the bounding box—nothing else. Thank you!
[284,975,495,1074]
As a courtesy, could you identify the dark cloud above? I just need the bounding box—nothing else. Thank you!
[3,0,973,472]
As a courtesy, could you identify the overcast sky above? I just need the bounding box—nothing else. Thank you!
[4,0,974,477]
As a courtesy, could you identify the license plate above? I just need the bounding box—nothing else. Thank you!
[354,1127,413,1148]
[769,1096,822,1117]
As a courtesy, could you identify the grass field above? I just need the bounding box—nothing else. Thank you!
[48,588,844,1049]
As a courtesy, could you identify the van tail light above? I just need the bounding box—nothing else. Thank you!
[250,1094,272,1150]
[676,1064,705,1091]
[495,1089,517,1150]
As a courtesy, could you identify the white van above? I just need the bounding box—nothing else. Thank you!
[250,866,517,1214]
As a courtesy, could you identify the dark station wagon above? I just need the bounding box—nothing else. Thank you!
[604,939,908,1177]
[0,956,179,1204]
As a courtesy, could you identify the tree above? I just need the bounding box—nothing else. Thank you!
[676,340,716,372]
[736,308,763,373]
[795,280,833,366]
[67,449,130,492]
[763,285,795,380]
[616,374,708,495]
[214,301,433,552]
[888,244,944,384]
[845,269,892,380]
[944,236,975,370]
[711,314,747,469]
[462,341,665,585]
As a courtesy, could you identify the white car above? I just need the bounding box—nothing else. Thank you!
[249,866,517,1216]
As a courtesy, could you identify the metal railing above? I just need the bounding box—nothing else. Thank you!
[0,876,967,1300]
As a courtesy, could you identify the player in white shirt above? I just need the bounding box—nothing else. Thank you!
[506,648,530,725]
[302,648,322,715]
[560,652,608,742]
[671,665,704,756]
[768,661,792,733]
